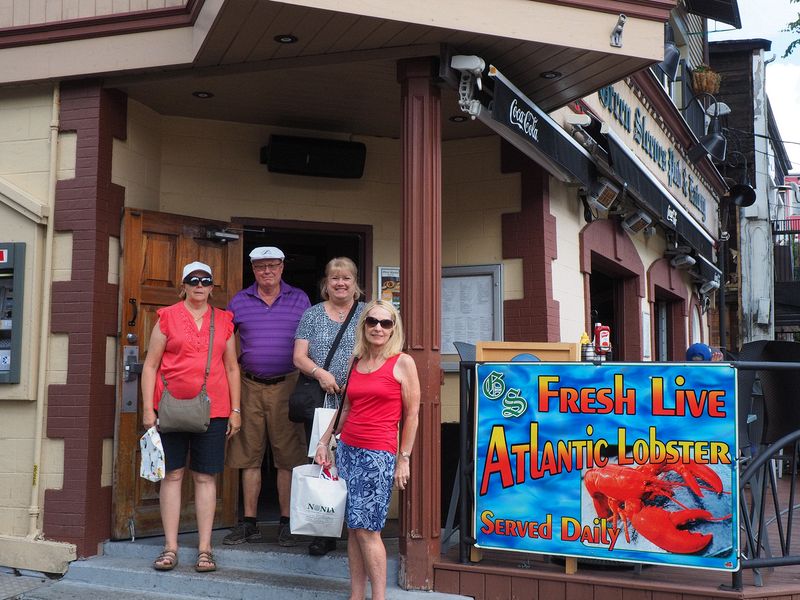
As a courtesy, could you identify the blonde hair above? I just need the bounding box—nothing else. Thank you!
[320,257,362,301]
[353,299,404,359]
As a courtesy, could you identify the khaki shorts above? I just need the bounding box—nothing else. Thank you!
[226,372,308,471]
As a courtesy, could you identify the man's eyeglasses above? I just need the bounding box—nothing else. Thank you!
[253,262,283,272]
[183,276,213,287]
[365,316,394,329]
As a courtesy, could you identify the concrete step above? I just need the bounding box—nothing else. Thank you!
[16,531,470,600]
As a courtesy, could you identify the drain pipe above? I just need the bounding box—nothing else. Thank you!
[27,82,60,539]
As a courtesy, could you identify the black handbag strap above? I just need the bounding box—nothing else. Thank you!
[331,358,358,434]
[322,302,359,371]
[162,306,215,391]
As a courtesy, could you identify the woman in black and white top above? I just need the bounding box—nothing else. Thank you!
[293,256,365,555]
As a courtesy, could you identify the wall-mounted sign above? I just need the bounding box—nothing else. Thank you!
[598,85,709,219]
[474,362,738,571]
[377,266,400,310]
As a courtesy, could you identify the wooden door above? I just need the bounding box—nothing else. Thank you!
[112,208,242,539]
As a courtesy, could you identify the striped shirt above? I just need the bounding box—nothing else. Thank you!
[228,280,310,378]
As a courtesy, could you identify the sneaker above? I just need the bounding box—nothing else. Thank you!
[277,523,298,547]
[223,521,262,545]
[308,537,337,556]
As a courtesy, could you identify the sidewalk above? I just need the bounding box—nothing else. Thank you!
[6,526,470,600]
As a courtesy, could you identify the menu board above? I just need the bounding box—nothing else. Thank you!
[441,274,495,355]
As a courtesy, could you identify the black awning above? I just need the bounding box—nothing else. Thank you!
[685,0,741,28]
[605,135,716,266]
[486,69,595,187]
[695,253,722,284]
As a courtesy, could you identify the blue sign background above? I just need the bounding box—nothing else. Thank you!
[474,362,738,571]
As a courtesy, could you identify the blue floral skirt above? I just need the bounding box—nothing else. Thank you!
[336,440,396,531]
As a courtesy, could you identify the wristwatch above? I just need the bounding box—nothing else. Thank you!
[399,450,411,460]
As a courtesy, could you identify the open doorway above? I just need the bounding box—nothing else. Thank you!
[235,219,372,521]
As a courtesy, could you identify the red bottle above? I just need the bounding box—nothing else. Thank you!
[594,322,611,354]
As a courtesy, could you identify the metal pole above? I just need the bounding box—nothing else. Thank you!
[719,235,727,353]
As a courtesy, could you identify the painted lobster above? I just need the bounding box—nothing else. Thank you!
[583,461,727,553]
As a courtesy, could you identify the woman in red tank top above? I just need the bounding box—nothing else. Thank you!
[314,300,420,600]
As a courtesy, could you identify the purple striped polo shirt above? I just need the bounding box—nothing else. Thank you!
[228,280,311,378]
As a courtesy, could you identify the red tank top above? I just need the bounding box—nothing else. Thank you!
[341,354,403,453]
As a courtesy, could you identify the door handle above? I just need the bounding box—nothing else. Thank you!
[128,298,138,327]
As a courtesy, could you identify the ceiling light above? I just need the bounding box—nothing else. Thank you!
[540,70,562,80]
[192,91,214,99]
[274,34,298,44]
[449,115,468,123]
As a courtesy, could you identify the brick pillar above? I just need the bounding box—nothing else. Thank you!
[501,144,560,341]
[397,57,441,590]
[44,81,126,556]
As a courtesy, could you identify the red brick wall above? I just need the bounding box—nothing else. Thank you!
[44,81,127,556]
[501,143,560,342]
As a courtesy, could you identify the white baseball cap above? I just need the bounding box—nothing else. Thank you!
[182,261,212,280]
[249,246,285,262]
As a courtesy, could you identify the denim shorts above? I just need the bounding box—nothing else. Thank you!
[161,417,228,474]
[336,440,396,531]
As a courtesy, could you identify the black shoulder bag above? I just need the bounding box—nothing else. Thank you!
[289,303,359,423]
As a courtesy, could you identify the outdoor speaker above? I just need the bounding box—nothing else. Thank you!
[260,135,366,179]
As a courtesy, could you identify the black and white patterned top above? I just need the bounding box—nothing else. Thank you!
[295,301,365,406]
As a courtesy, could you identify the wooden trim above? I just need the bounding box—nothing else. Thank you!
[647,257,689,360]
[0,0,203,49]
[537,0,677,21]
[630,70,727,196]
[580,218,645,361]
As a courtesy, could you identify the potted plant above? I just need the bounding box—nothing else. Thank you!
[692,64,721,95]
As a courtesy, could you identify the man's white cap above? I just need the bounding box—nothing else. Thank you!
[249,246,285,262]
[182,261,212,279]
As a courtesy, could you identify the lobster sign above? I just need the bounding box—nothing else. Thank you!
[474,362,738,571]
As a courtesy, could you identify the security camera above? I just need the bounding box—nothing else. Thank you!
[451,55,485,77]
[451,55,486,91]
[699,280,720,295]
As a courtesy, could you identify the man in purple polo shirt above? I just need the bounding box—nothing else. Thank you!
[224,246,310,547]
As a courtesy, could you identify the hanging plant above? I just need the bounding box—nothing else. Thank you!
[691,64,721,95]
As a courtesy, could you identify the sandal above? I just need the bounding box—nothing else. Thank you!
[153,549,178,571]
[195,550,216,573]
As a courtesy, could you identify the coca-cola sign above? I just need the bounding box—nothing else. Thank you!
[509,99,539,142]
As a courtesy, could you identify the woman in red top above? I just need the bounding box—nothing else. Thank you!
[141,261,241,574]
[315,300,420,600]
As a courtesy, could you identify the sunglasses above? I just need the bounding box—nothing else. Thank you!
[365,316,394,329]
[183,276,213,287]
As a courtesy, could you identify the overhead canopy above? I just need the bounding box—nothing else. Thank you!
[604,132,721,281]
[685,0,742,28]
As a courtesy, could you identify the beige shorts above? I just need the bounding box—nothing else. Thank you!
[225,372,308,471]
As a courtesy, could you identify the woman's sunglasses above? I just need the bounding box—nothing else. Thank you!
[365,316,394,329]
[183,276,213,287]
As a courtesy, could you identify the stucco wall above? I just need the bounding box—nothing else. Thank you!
[114,101,521,423]
[0,85,71,550]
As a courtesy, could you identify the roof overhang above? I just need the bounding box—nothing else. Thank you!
[685,0,742,28]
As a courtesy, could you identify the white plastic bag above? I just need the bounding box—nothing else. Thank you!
[307,407,337,457]
[290,463,347,537]
[139,426,165,482]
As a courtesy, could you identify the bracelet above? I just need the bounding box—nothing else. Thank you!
[311,366,319,377]
[231,408,241,414]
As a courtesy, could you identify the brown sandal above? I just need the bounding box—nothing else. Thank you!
[153,549,178,571]
[195,550,216,573]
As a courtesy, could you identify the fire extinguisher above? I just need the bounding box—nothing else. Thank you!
[594,322,611,355]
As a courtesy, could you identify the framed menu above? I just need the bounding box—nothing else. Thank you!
[441,264,503,371]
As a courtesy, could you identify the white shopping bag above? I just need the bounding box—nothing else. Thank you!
[307,407,337,457]
[139,426,165,482]
[290,463,347,537]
